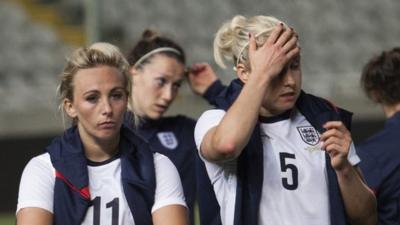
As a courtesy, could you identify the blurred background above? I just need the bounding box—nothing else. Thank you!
[0,0,399,223]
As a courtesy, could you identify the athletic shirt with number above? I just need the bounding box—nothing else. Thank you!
[16,152,186,225]
[194,109,360,225]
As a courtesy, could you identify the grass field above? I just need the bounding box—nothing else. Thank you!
[0,210,199,224]
[0,213,14,225]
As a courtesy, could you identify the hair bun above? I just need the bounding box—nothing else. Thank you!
[142,29,160,41]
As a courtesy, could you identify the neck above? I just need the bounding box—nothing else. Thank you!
[131,94,145,117]
[78,125,120,162]
[382,102,400,118]
[259,107,291,117]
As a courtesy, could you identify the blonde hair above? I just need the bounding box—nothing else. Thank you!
[214,15,287,70]
[57,42,132,126]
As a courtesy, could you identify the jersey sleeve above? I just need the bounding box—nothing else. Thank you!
[151,153,187,213]
[347,142,361,166]
[16,153,55,214]
[194,109,226,154]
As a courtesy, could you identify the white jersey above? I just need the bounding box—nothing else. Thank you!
[17,152,186,225]
[194,109,360,225]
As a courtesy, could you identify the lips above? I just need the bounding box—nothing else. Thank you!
[98,121,116,129]
[154,104,168,113]
[279,91,296,101]
[280,92,295,97]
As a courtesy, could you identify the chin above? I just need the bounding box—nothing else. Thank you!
[96,130,120,141]
[147,112,163,120]
[277,102,296,113]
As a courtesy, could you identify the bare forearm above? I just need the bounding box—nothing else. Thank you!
[202,25,299,162]
[17,208,53,225]
[336,164,377,225]
[153,205,188,225]
[206,78,268,161]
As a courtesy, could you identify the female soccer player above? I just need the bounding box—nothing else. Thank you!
[195,15,377,225]
[358,47,400,225]
[16,42,187,225]
[125,29,224,225]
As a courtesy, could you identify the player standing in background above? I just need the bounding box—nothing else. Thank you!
[357,47,400,225]
[125,29,224,225]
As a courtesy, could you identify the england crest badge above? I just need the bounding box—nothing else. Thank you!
[297,126,320,146]
[157,132,178,150]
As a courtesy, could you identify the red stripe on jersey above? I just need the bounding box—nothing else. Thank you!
[55,170,91,200]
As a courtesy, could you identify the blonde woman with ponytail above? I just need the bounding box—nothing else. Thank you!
[195,15,377,225]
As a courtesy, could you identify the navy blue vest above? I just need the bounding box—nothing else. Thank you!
[126,115,223,225]
[214,79,352,225]
[357,111,400,225]
[124,115,198,225]
[123,79,225,225]
[47,125,155,225]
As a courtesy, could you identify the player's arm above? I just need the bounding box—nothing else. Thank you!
[321,121,377,225]
[201,25,299,162]
[17,208,53,225]
[152,205,188,225]
[152,154,188,225]
[16,155,55,225]
[337,165,377,225]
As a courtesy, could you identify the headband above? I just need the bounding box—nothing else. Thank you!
[134,47,181,68]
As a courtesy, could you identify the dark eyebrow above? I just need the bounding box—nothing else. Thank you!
[110,87,126,92]
[82,87,125,96]
[82,90,99,96]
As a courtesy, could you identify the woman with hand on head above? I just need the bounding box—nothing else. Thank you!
[126,29,224,225]
[194,15,377,225]
[16,42,187,225]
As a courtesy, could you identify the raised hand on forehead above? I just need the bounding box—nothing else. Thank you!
[247,24,299,84]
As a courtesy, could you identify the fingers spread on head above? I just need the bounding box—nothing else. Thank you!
[282,34,298,54]
[266,23,284,46]
[275,27,294,48]
[248,32,257,53]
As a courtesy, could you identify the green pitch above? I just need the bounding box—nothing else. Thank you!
[0,213,15,225]
[0,206,200,224]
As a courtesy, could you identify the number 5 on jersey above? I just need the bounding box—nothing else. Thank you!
[279,152,298,190]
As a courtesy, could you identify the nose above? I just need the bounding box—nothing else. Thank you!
[101,98,113,116]
[161,85,174,103]
[283,70,295,86]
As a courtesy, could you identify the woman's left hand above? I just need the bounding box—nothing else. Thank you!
[320,121,352,171]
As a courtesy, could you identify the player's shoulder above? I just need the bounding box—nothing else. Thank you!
[25,153,52,168]
[358,125,399,158]
[163,115,195,124]
[300,91,351,113]
[197,109,226,126]
[160,115,196,131]
[153,153,179,176]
